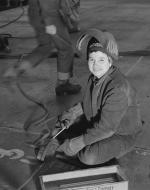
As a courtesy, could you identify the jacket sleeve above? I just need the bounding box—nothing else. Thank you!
[83,87,128,145]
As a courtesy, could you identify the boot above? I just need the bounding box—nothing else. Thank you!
[55,81,81,96]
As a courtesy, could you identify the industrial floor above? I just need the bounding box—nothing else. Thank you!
[0,0,150,189]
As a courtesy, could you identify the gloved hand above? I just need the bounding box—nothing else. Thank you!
[45,138,60,156]
[35,138,60,160]
[51,121,64,137]
[57,136,85,157]
[56,103,83,129]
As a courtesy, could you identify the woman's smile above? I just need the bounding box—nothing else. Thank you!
[88,51,112,78]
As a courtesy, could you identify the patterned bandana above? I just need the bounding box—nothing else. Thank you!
[88,42,108,55]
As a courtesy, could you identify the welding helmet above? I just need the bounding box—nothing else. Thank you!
[76,28,118,61]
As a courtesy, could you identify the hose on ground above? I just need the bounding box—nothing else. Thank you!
[15,55,50,131]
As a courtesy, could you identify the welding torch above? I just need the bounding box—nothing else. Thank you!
[36,118,69,161]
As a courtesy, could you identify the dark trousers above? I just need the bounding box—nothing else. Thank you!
[57,116,136,165]
[26,0,74,76]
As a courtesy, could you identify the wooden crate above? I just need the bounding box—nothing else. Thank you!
[39,165,128,190]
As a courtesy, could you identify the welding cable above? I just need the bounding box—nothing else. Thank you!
[16,75,49,130]
[0,3,25,29]
[16,156,61,190]
[16,162,44,190]
[15,55,49,131]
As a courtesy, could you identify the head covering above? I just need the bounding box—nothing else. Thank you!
[76,28,118,61]
[87,37,108,58]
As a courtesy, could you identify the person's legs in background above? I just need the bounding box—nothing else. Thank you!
[4,0,81,95]
[45,14,81,96]
[26,0,54,66]
[24,0,81,95]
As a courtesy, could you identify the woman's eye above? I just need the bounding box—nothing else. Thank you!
[99,58,105,61]
[89,58,94,62]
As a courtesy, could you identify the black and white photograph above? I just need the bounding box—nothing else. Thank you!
[0,0,150,190]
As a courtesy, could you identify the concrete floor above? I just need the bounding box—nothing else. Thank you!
[0,0,150,189]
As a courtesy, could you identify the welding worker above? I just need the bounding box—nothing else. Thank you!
[4,0,81,96]
[43,29,142,165]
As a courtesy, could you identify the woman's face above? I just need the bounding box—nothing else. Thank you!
[88,51,112,78]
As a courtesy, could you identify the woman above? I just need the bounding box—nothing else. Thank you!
[38,29,142,165]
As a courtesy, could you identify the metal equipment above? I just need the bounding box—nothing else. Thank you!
[40,165,128,190]
[33,119,68,162]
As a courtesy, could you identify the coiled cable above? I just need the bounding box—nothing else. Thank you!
[0,2,25,29]
[15,55,49,131]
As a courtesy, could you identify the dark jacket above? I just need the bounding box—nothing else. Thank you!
[82,65,142,145]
